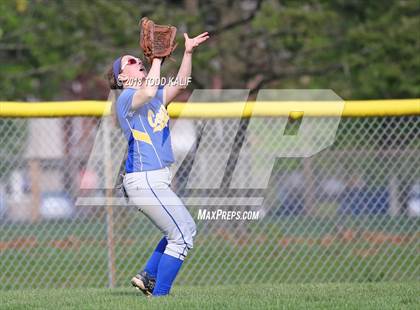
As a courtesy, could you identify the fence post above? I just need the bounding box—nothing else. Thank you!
[104,116,116,288]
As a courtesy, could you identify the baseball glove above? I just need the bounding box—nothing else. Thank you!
[139,17,177,64]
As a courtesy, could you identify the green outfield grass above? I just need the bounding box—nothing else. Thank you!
[0,283,418,310]
[0,215,419,289]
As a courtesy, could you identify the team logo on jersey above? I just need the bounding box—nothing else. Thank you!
[148,105,170,132]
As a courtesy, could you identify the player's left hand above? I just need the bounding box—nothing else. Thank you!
[184,32,210,54]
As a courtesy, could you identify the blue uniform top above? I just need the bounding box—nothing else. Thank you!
[116,86,174,173]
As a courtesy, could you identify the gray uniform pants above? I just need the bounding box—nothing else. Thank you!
[123,166,196,260]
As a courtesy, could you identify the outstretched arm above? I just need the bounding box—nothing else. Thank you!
[131,58,162,110]
[163,32,209,106]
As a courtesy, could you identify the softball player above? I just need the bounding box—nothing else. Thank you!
[107,31,209,296]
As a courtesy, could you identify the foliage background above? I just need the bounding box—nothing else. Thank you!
[0,0,419,101]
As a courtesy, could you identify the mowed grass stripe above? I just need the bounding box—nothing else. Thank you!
[0,283,419,310]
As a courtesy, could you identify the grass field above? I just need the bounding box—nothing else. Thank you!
[0,283,418,309]
[0,215,419,289]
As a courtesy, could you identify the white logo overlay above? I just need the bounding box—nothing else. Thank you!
[76,89,344,221]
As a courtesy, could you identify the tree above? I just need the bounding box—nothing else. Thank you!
[0,0,418,101]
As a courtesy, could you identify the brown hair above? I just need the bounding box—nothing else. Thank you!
[106,66,123,89]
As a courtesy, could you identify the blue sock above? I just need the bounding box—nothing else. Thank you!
[142,237,167,278]
[153,254,183,296]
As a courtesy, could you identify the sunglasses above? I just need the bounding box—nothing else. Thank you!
[121,57,142,71]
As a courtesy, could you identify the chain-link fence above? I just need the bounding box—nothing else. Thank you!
[0,114,419,289]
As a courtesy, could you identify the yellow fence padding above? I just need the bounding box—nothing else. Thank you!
[0,99,419,118]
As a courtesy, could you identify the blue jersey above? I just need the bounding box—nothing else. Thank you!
[116,86,174,173]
